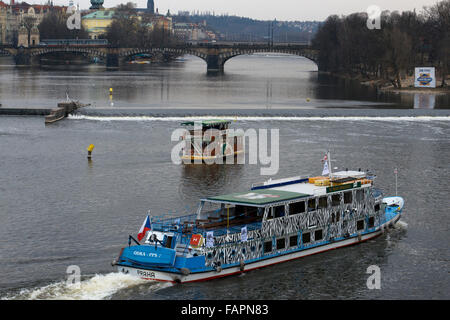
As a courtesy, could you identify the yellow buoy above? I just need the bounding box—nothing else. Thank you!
[87,144,95,159]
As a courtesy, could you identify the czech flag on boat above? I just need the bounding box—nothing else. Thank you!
[137,216,151,242]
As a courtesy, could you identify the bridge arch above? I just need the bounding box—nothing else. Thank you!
[29,47,107,59]
[119,47,208,62]
[218,48,318,71]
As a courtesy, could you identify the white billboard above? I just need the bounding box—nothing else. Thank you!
[415,67,436,88]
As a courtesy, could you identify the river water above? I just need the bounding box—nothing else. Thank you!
[0,54,449,300]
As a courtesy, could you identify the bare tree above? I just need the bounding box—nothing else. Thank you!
[423,0,450,86]
[22,16,37,45]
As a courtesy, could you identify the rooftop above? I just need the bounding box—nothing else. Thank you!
[83,9,115,19]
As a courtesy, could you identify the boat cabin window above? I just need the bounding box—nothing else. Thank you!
[356,219,364,231]
[331,194,341,206]
[356,189,364,202]
[314,229,323,241]
[302,232,311,244]
[276,238,286,250]
[198,202,224,220]
[235,205,259,217]
[198,202,264,225]
[164,235,174,249]
[289,201,305,215]
[289,235,298,247]
[368,217,375,228]
[318,196,328,209]
[374,204,380,212]
[264,240,273,253]
[308,198,316,211]
[272,205,285,218]
[344,191,352,204]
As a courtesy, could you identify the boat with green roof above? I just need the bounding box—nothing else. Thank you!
[112,152,404,283]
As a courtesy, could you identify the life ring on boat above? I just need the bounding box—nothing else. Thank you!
[180,268,191,275]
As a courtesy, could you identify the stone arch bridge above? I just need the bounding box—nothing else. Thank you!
[0,43,319,72]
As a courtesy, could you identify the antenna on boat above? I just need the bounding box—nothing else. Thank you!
[225,204,232,242]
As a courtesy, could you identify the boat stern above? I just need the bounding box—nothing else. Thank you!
[118,245,177,267]
[113,244,183,281]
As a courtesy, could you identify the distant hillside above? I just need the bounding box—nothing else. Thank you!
[173,13,321,43]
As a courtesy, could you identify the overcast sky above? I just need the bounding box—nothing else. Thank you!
[53,0,440,21]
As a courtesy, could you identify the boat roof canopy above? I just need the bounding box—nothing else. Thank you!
[204,189,309,207]
[181,119,231,128]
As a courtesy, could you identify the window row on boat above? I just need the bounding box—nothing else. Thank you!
[195,186,376,232]
[265,187,369,220]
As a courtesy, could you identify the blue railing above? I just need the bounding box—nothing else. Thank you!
[149,213,197,232]
[149,212,262,245]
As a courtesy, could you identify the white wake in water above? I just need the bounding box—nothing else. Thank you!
[68,114,450,122]
[395,220,408,229]
[2,273,170,300]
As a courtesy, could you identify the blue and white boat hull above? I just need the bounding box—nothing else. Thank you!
[115,204,402,284]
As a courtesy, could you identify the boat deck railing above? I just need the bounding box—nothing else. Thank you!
[177,220,263,247]
[149,213,197,232]
[149,212,262,245]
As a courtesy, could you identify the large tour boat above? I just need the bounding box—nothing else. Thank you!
[112,153,404,283]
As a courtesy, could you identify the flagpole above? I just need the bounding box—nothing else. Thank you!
[394,168,398,196]
[148,210,153,232]
[327,150,333,179]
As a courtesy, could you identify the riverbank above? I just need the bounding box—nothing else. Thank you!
[321,71,450,95]
[362,75,450,95]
